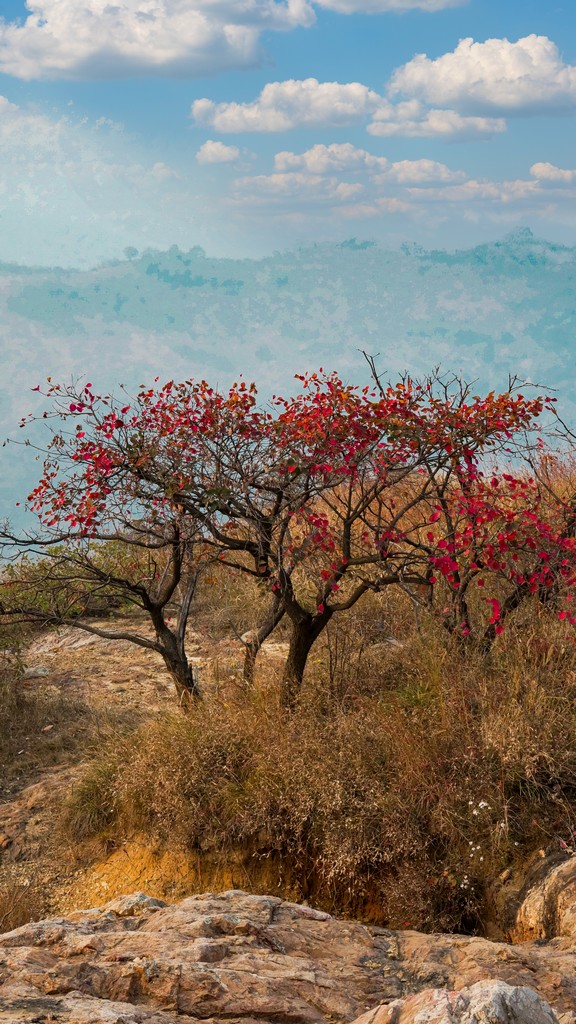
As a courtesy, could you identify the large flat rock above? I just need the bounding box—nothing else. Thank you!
[0,890,574,1023]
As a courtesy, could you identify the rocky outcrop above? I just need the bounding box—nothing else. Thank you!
[511,854,576,943]
[487,851,576,943]
[0,890,575,1024]
[353,980,561,1024]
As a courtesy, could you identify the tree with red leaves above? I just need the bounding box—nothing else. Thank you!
[2,367,575,708]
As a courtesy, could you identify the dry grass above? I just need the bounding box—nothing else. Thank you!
[62,597,576,933]
[0,664,131,788]
[0,618,155,792]
[0,870,46,932]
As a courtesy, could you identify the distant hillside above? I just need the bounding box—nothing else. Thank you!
[1,227,575,522]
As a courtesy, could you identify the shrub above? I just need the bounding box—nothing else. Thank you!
[62,607,576,933]
[0,871,45,932]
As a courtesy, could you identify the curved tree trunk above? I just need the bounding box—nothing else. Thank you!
[154,621,202,703]
[482,581,531,647]
[243,597,285,686]
[161,648,201,703]
[146,593,202,703]
[280,611,331,710]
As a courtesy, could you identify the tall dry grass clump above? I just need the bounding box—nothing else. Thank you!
[0,871,45,932]
[62,596,576,933]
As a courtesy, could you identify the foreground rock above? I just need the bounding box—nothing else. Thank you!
[354,980,560,1024]
[511,853,576,943]
[488,852,576,943]
[0,890,575,1023]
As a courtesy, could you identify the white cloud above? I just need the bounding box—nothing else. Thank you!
[234,145,473,219]
[530,162,576,184]
[152,161,181,180]
[315,0,464,10]
[390,35,576,114]
[232,147,576,230]
[275,144,465,183]
[338,198,411,217]
[368,102,506,139]
[234,170,364,201]
[0,0,475,82]
[0,94,62,158]
[408,179,541,204]
[275,143,388,173]
[192,78,381,131]
[382,159,465,183]
[0,0,315,80]
[196,140,240,164]
[193,80,505,141]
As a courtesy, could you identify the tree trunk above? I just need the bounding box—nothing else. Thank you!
[243,642,258,687]
[155,623,202,704]
[149,606,202,705]
[243,597,285,686]
[281,615,326,710]
[162,650,201,704]
[482,582,531,647]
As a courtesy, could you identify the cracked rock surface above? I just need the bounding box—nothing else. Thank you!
[0,890,575,1023]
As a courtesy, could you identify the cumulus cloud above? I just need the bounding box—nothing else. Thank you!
[275,143,388,173]
[315,0,464,10]
[382,159,465,183]
[390,35,576,114]
[275,144,465,183]
[192,80,505,141]
[196,140,240,164]
[234,170,364,201]
[232,143,576,231]
[233,144,475,219]
[530,162,576,184]
[368,102,506,139]
[192,78,381,131]
[338,198,411,217]
[408,179,541,204]
[0,0,475,82]
[0,0,315,80]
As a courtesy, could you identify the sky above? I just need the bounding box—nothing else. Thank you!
[0,0,575,267]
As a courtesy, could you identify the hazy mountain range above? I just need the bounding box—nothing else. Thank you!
[1,227,575,524]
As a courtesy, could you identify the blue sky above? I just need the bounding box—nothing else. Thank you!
[0,0,575,266]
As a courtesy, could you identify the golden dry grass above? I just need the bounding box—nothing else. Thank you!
[61,594,576,933]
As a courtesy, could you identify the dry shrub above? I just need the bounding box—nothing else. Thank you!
[0,870,45,933]
[62,694,487,930]
[61,594,576,933]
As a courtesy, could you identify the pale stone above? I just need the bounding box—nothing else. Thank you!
[354,980,560,1023]
[1,891,575,1024]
